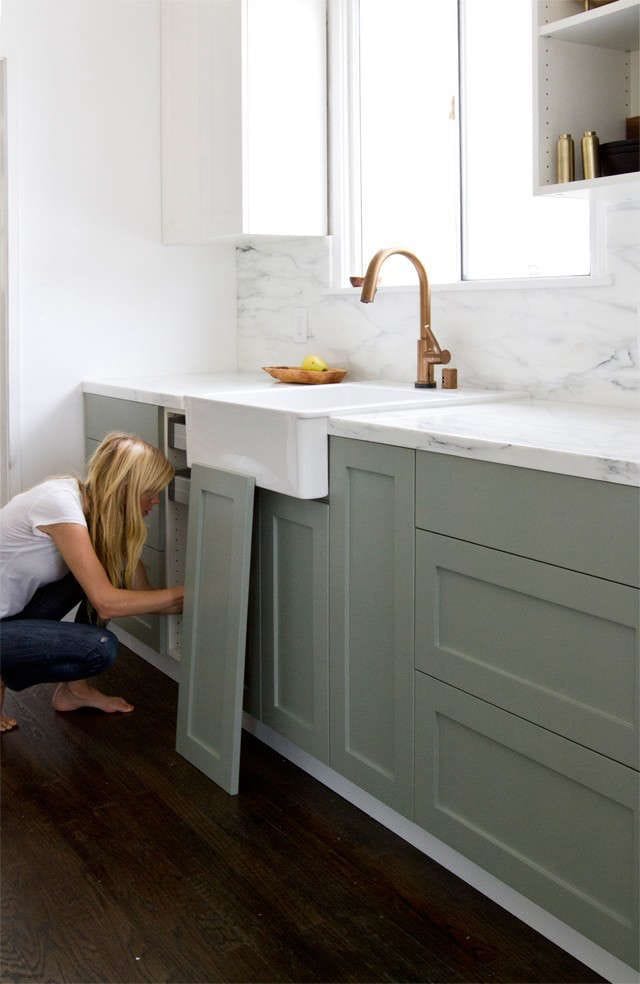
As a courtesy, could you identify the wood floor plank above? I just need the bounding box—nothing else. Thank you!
[1,647,604,984]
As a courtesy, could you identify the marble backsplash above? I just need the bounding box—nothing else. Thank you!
[236,203,640,408]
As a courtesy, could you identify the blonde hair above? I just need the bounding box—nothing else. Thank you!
[80,432,174,589]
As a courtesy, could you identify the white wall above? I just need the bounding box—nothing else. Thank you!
[236,204,640,409]
[0,0,237,494]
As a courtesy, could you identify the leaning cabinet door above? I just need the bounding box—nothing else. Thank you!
[329,437,415,817]
[176,464,255,795]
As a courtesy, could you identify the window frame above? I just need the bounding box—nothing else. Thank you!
[327,0,605,292]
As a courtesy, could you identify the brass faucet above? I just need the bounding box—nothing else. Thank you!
[359,248,451,388]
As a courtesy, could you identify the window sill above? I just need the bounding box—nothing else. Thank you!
[323,274,614,295]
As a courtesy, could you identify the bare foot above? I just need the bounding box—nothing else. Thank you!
[52,682,134,714]
[0,679,17,733]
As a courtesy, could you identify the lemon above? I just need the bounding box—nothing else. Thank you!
[301,354,329,371]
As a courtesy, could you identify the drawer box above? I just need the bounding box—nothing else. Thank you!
[85,438,165,551]
[415,531,639,768]
[84,394,163,449]
[415,452,639,587]
[115,545,165,653]
[168,417,187,451]
[415,673,640,969]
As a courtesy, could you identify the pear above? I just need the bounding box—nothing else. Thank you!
[301,354,328,371]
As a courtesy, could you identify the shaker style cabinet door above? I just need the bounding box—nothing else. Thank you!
[260,491,329,763]
[329,437,415,818]
[415,673,640,970]
[176,464,255,795]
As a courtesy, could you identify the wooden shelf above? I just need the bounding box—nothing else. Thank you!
[539,0,640,50]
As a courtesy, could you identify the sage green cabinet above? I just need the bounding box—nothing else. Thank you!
[414,449,640,969]
[243,506,262,720]
[329,437,415,817]
[84,395,166,653]
[415,531,639,769]
[259,491,329,762]
[416,451,639,587]
[177,464,255,795]
[414,673,640,969]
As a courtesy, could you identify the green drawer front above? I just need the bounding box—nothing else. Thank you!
[85,437,164,551]
[415,673,640,969]
[84,393,163,448]
[115,545,165,653]
[415,531,639,768]
[415,452,639,587]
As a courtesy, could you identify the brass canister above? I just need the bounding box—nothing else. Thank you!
[441,368,458,390]
[557,133,575,183]
[581,130,600,180]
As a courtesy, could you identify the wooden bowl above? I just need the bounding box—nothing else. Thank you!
[262,366,348,385]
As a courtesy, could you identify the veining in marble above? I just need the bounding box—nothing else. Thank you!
[328,400,640,486]
[236,205,640,408]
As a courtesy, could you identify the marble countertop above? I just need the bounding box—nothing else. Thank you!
[83,374,640,487]
[83,371,270,408]
[329,399,640,486]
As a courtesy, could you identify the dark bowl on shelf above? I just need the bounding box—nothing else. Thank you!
[599,139,640,177]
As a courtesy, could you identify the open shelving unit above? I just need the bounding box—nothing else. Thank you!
[534,0,640,198]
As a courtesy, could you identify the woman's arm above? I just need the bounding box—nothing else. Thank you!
[40,523,184,620]
[132,559,183,614]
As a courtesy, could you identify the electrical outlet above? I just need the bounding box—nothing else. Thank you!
[294,308,310,342]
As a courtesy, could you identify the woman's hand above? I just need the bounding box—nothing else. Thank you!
[133,560,184,613]
[40,524,185,620]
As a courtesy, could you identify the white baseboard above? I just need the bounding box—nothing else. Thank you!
[242,713,639,984]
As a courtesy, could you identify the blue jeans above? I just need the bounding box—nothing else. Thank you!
[0,573,118,692]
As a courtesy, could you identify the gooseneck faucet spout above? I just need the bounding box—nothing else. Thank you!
[360,248,451,388]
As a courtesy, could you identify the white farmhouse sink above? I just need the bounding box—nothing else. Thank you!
[185,382,515,498]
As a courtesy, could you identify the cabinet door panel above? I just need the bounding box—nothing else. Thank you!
[330,437,415,817]
[416,531,640,768]
[261,492,329,762]
[176,464,255,795]
[415,673,640,969]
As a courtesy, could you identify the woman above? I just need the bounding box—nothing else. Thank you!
[0,432,184,732]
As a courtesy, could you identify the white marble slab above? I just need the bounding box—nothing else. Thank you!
[82,371,269,409]
[236,206,640,410]
[329,400,640,486]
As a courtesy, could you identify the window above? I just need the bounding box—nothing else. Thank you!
[329,0,591,287]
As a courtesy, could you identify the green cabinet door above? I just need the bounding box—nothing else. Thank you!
[415,672,640,970]
[243,502,262,719]
[176,464,255,795]
[260,491,329,762]
[329,437,415,817]
[415,531,640,768]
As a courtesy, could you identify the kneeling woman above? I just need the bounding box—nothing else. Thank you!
[0,433,184,731]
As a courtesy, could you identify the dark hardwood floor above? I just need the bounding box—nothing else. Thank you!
[2,647,603,984]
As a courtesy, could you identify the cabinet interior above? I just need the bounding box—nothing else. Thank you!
[535,0,639,188]
[164,409,189,662]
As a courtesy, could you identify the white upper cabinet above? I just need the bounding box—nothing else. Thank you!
[161,0,327,242]
[533,0,639,198]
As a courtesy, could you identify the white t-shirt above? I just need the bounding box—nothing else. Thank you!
[0,477,88,618]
